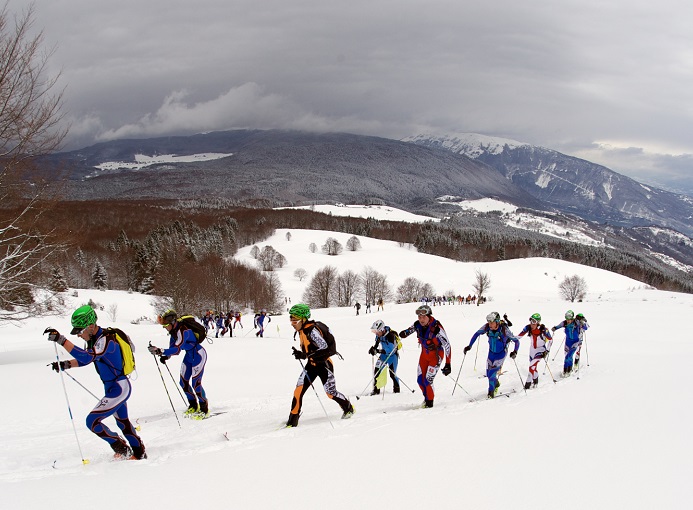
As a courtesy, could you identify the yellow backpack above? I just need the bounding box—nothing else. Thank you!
[104,327,136,376]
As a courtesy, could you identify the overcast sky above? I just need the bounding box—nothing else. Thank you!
[18,0,693,193]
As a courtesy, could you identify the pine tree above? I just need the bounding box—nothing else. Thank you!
[92,260,108,290]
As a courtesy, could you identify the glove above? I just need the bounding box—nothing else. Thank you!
[368,346,376,356]
[542,350,549,359]
[503,314,512,326]
[49,360,71,372]
[378,349,386,354]
[159,355,170,364]
[509,351,518,359]
[442,363,451,376]
[463,345,472,354]
[45,329,66,346]
[399,330,409,338]
[292,347,307,360]
[551,327,557,332]
[148,345,163,356]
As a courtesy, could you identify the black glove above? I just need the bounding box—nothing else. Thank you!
[148,345,163,356]
[442,363,451,376]
[49,360,71,372]
[292,347,307,360]
[503,314,512,327]
[159,355,170,364]
[45,328,66,346]
[399,330,409,338]
[510,351,517,359]
[551,327,557,332]
[542,351,549,359]
[463,345,472,354]
[378,349,386,354]
[368,346,376,356]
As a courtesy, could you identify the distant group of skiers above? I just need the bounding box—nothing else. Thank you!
[45,301,589,461]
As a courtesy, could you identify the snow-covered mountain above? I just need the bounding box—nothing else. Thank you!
[405,133,693,238]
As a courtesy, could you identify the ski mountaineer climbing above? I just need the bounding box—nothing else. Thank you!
[149,309,209,418]
[286,304,354,427]
[573,313,589,368]
[45,305,146,460]
[254,309,271,337]
[399,305,452,408]
[517,313,553,389]
[464,312,520,398]
[368,319,401,395]
[552,310,589,376]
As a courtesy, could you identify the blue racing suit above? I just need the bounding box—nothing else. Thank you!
[467,323,520,394]
[553,319,589,371]
[372,327,400,392]
[163,325,208,411]
[70,327,144,452]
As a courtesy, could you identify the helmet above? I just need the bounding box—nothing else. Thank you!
[530,313,541,322]
[565,310,575,320]
[71,305,97,334]
[576,313,585,320]
[486,312,501,323]
[415,305,432,316]
[289,303,311,320]
[261,308,267,313]
[158,308,178,325]
[371,319,385,332]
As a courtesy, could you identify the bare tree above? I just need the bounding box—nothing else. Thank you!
[559,274,588,302]
[293,268,308,281]
[396,276,435,303]
[250,245,260,259]
[302,265,338,308]
[308,242,317,253]
[472,269,491,303]
[361,266,392,303]
[256,245,284,271]
[0,3,67,321]
[346,235,362,252]
[336,269,361,306]
[322,237,343,256]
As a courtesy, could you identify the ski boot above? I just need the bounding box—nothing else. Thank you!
[421,399,434,408]
[184,402,199,417]
[393,385,401,394]
[285,413,300,428]
[532,378,539,388]
[192,401,209,420]
[111,439,131,460]
[130,443,147,460]
[341,403,355,419]
[524,382,531,390]
[370,388,380,396]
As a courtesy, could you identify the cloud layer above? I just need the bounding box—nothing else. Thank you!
[25,0,693,192]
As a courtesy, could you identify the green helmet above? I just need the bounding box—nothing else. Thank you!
[565,310,575,320]
[289,303,311,320]
[576,313,585,320]
[71,305,97,334]
[530,313,541,322]
[159,309,178,325]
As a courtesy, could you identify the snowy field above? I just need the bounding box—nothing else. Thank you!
[278,203,438,223]
[1,227,692,510]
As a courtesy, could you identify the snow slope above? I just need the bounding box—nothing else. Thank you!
[1,230,690,510]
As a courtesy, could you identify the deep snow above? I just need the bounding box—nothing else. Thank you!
[1,223,691,510]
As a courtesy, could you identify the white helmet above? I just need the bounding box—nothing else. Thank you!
[371,319,385,332]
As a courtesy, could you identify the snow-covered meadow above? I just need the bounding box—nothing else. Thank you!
[1,213,691,509]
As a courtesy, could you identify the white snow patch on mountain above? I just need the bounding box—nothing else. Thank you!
[438,197,518,214]
[403,132,529,158]
[95,153,233,171]
[278,204,438,223]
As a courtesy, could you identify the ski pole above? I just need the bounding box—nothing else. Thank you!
[512,356,527,395]
[52,343,89,465]
[452,352,467,396]
[584,333,590,366]
[64,370,100,400]
[163,360,188,406]
[445,373,475,400]
[544,356,557,383]
[473,340,480,371]
[149,343,181,429]
[297,358,334,429]
[551,338,564,361]
[355,348,397,400]
[394,374,416,394]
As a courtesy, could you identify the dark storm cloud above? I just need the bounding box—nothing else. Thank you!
[20,0,693,190]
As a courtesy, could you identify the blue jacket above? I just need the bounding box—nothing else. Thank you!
[553,320,588,347]
[163,325,202,363]
[70,327,126,384]
[468,323,520,357]
[373,327,399,359]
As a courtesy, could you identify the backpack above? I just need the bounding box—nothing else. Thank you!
[178,315,207,344]
[103,327,136,376]
[311,321,340,362]
[393,331,403,351]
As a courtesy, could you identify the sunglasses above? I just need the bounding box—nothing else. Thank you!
[530,319,538,324]
[289,316,301,322]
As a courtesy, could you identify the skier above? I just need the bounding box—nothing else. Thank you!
[215,315,226,338]
[517,313,553,389]
[368,319,401,395]
[463,311,520,398]
[45,305,146,460]
[149,309,209,418]
[233,311,243,329]
[377,297,384,311]
[254,309,271,337]
[286,304,354,427]
[399,305,451,408]
[354,301,361,315]
[552,310,589,375]
[573,313,589,368]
